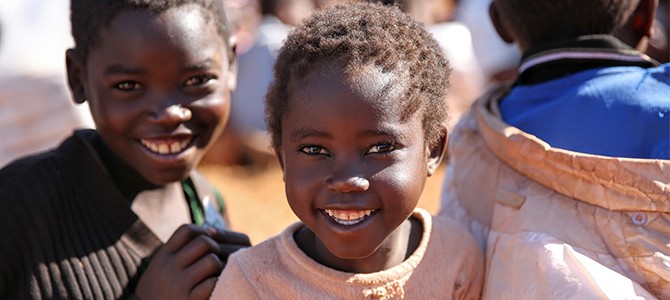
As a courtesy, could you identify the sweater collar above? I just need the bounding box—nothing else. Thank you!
[516,35,659,85]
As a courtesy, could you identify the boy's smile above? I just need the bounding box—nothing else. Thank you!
[68,5,234,185]
[279,62,432,273]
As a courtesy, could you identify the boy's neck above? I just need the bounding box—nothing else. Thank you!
[521,34,635,61]
[516,34,658,85]
[295,217,423,274]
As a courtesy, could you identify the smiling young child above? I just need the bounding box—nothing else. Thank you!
[211,3,483,299]
[0,0,250,299]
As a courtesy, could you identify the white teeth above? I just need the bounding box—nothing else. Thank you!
[170,141,181,153]
[324,209,375,226]
[141,137,192,155]
[158,144,170,154]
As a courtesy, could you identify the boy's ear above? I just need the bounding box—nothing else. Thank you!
[614,0,657,51]
[65,49,87,104]
[489,1,515,44]
[426,127,448,177]
[226,36,238,91]
[633,0,656,38]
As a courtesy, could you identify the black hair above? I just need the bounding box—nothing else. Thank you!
[70,0,233,62]
[266,2,450,150]
[495,0,641,47]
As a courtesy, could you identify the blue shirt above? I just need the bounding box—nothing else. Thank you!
[501,61,669,159]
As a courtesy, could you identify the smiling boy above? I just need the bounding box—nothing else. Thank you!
[0,1,250,299]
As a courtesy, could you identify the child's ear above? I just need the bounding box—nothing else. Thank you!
[489,1,514,44]
[426,127,448,177]
[65,49,87,104]
[226,36,238,91]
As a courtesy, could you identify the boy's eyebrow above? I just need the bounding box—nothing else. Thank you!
[104,59,220,76]
[183,59,220,72]
[289,128,332,142]
[105,64,145,76]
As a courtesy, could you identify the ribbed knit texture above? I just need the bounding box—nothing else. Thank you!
[0,130,163,299]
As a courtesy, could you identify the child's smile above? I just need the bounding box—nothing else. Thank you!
[279,62,430,273]
[323,209,376,226]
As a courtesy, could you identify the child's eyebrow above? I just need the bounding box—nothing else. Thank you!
[288,127,405,142]
[289,128,331,142]
[358,128,404,140]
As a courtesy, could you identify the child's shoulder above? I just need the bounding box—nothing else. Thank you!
[230,222,301,261]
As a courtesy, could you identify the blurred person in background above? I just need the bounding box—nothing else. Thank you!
[206,0,317,167]
[367,0,486,129]
[454,0,520,84]
[646,0,669,62]
[0,0,94,167]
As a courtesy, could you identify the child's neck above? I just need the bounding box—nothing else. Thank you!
[296,217,423,274]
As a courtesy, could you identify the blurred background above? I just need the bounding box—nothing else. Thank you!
[1,0,667,244]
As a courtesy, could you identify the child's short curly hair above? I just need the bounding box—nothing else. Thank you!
[265,2,450,150]
[494,0,640,47]
[70,0,232,62]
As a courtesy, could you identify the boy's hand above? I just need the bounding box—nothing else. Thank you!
[135,224,225,300]
[206,227,251,264]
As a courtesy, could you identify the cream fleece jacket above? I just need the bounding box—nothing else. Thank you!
[440,86,670,299]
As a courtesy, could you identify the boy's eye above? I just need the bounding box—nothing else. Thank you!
[299,145,329,156]
[367,143,396,154]
[184,74,216,87]
[115,81,143,91]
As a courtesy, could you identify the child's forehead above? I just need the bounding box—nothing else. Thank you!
[291,61,409,103]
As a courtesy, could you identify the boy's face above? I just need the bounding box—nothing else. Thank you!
[278,63,434,265]
[68,5,234,185]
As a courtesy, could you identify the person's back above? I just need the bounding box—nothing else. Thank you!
[0,0,250,298]
[212,3,484,299]
[493,0,669,158]
[440,0,670,298]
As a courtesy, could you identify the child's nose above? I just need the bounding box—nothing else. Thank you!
[148,104,192,125]
[326,175,370,193]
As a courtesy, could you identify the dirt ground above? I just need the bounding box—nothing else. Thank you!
[198,162,445,245]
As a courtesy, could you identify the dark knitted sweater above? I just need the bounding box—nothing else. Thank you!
[0,130,224,299]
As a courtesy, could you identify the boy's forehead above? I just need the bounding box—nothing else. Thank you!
[91,5,227,57]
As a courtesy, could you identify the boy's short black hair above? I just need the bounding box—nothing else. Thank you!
[495,0,640,47]
[266,2,450,149]
[70,0,233,62]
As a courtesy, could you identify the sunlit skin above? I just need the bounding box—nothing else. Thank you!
[67,5,235,187]
[277,62,444,274]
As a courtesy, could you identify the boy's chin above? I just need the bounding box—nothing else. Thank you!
[141,168,192,187]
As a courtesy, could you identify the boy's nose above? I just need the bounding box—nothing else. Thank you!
[149,104,192,125]
[326,176,370,193]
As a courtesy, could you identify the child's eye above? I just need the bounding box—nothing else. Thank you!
[367,143,396,154]
[114,81,143,91]
[184,74,217,87]
[299,145,329,156]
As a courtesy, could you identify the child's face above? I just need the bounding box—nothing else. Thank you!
[68,5,234,185]
[278,63,434,263]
